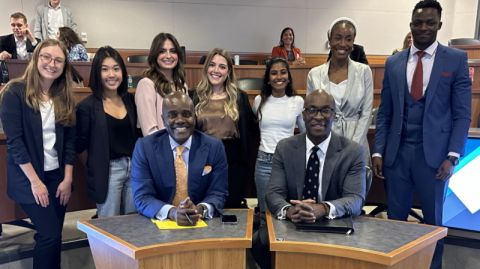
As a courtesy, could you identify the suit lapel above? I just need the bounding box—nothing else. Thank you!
[396,50,410,115]
[425,44,446,110]
[154,134,176,193]
[321,133,342,200]
[188,132,207,195]
[295,134,307,198]
[342,58,356,111]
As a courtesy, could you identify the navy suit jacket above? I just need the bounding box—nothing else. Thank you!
[0,82,76,204]
[131,129,228,218]
[0,34,39,59]
[374,44,471,168]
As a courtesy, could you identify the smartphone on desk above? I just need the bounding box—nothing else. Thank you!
[221,214,238,225]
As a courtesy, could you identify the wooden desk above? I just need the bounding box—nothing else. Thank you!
[266,212,447,269]
[77,209,253,269]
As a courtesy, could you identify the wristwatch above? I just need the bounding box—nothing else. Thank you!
[198,204,208,219]
[447,156,459,166]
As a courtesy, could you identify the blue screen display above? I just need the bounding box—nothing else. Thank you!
[442,137,480,232]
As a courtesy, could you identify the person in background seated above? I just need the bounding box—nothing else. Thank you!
[34,0,77,41]
[135,33,187,136]
[307,17,373,164]
[191,48,258,209]
[57,27,88,61]
[392,32,413,55]
[251,90,366,269]
[76,46,138,217]
[131,92,228,226]
[0,39,76,269]
[271,27,306,65]
[252,57,305,214]
[0,12,40,60]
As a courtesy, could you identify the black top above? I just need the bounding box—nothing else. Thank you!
[106,113,135,160]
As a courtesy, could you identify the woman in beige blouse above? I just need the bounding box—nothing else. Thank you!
[191,48,258,208]
[135,32,187,135]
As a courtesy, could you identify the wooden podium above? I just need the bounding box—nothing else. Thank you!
[77,209,253,269]
[266,212,447,269]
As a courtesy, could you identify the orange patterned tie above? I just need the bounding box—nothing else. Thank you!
[172,146,188,206]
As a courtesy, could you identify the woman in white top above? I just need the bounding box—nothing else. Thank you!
[135,33,187,135]
[253,57,305,213]
[307,17,373,162]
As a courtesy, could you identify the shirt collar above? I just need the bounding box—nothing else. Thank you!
[410,41,438,58]
[168,135,192,152]
[48,3,62,10]
[305,132,332,157]
[14,35,26,43]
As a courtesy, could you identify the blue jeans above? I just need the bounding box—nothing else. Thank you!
[254,150,274,213]
[97,157,136,217]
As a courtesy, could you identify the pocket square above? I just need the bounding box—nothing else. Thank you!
[202,165,212,176]
[441,71,452,77]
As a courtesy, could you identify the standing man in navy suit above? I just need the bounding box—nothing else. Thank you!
[373,1,471,268]
[131,92,228,226]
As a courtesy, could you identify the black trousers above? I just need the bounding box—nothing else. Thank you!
[223,138,248,208]
[20,169,67,269]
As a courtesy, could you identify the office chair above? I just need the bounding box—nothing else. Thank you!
[126,55,148,63]
[239,59,258,65]
[131,75,143,88]
[448,38,480,46]
[237,77,263,91]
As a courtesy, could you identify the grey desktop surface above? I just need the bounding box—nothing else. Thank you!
[85,210,248,248]
[271,216,437,254]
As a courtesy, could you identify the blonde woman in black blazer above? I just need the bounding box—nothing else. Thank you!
[76,46,139,217]
[0,39,76,269]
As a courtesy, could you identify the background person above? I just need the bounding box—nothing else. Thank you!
[33,0,77,40]
[0,12,40,60]
[57,26,88,61]
[271,27,306,65]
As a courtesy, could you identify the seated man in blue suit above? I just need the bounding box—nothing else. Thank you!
[131,92,228,226]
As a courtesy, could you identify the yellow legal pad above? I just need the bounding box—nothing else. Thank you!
[151,218,208,229]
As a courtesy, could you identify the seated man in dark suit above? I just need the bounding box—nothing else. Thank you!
[0,12,40,60]
[131,92,228,226]
[252,90,366,269]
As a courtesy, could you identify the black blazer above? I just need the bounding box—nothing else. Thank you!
[0,34,40,59]
[0,82,76,204]
[76,93,138,203]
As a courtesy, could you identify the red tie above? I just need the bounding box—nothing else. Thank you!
[411,51,425,101]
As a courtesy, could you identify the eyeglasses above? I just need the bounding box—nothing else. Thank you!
[303,107,335,117]
[39,54,65,65]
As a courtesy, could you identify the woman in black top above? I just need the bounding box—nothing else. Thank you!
[76,46,138,217]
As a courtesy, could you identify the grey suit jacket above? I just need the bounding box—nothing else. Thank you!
[34,4,77,40]
[266,132,366,217]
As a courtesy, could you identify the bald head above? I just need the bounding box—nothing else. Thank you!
[303,90,336,145]
[161,92,196,144]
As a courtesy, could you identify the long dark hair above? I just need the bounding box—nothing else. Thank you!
[257,57,294,121]
[279,27,296,48]
[144,32,186,97]
[58,27,82,50]
[89,46,128,99]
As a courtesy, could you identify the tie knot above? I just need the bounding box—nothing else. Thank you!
[311,146,320,154]
[176,145,185,156]
[416,50,425,59]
